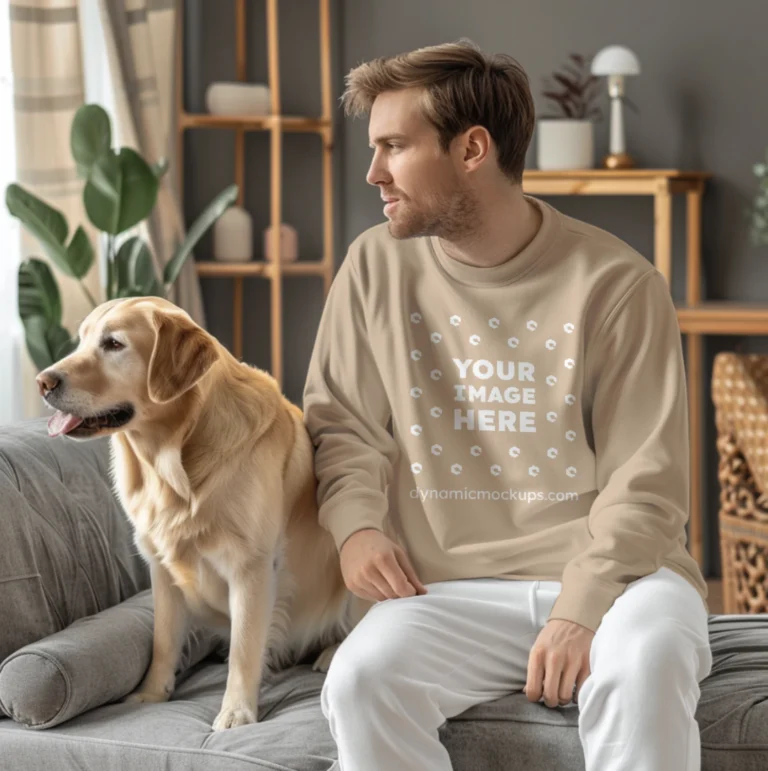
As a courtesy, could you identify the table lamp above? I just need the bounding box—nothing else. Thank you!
[591,45,641,169]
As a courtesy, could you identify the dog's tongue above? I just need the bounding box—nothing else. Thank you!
[47,411,84,437]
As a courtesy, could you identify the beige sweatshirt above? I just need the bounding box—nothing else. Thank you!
[303,196,708,632]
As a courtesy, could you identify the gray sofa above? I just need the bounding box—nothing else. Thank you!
[0,419,766,771]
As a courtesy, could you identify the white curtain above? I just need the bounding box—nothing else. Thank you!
[0,0,24,425]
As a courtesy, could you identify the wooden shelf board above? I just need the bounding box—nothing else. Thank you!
[196,260,328,277]
[180,113,331,133]
[524,169,711,179]
[522,169,711,196]
[676,302,768,334]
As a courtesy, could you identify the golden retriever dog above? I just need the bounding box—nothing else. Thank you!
[36,296,362,730]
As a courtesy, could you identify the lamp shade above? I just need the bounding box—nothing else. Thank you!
[590,45,641,76]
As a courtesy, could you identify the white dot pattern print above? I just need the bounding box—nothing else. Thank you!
[405,306,582,481]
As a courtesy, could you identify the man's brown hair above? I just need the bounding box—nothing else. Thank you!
[341,39,535,184]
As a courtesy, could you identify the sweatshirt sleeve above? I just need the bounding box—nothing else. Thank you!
[548,269,690,632]
[302,249,399,552]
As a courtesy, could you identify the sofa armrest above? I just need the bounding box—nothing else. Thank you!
[0,418,150,662]
[0,589,225,729]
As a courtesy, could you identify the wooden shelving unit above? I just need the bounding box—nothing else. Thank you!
[176,0,335,388]
[675,303,768,335]
[523,169,768,572]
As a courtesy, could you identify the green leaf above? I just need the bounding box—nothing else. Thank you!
[18,258,62,325]
[49,326,78,361]
[22,316,55,371]
[71,104,112,176]
[164,183,238,286]
[152,158,169,179]
[83,148,159,235]
[106,252,115,300]
[113,241,133,295]
[5,183,73,274]
[117,286,149,298]
[21,316,75,371]
[64,225,94,279]
[115,236,162,296]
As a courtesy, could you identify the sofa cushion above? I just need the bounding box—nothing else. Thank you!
[0,419,149,663]
[0,589,226,729]
[0,614,765,771]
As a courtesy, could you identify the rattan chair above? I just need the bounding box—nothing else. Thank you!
[712,352,768,613]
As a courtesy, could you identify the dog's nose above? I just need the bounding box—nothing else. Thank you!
[36,370,62,397]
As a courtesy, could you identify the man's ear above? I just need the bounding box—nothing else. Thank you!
[147,311,219,404]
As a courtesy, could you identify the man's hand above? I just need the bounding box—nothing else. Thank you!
[524,619,594,708]
[339,528,428,602]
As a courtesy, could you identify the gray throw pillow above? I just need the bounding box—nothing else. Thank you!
[0,589,226,729]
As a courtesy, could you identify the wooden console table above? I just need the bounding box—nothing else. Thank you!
[522,169,714,567]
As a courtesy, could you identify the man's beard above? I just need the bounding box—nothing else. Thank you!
[387,182,480,241]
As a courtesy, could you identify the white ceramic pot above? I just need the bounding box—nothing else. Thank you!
[536,119,594,170]
[205,82,271,116]
[213,206,252,262]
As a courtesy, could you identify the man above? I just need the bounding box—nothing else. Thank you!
[302,39,712,771]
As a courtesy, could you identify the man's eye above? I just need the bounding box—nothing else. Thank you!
[102,337,124,352]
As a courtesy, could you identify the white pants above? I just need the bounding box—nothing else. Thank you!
[321,566,712,771]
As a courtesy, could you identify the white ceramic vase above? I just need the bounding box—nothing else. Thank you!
[205,82,271,116]
[536,119,594,170]
[213,206,252,262]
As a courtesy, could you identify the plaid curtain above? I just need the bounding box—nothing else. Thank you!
[98,0,205,326]
[9,0,101,417]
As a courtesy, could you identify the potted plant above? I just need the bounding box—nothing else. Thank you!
[537,53,602,171]
[749,148,768,246]
[6,103,238,372]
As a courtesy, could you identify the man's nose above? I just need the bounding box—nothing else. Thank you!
[366,156,391,187]
[36,369,63,397]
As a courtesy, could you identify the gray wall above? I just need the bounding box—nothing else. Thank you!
[185,0,768,578]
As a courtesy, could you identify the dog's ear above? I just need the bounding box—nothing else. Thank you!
[147,311,219,404]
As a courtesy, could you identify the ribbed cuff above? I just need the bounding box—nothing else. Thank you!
[319,497,387,553]
[547,575,625,633]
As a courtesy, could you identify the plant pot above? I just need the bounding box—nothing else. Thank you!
[536,119,594,171]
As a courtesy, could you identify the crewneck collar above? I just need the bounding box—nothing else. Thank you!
[428,195,560,288]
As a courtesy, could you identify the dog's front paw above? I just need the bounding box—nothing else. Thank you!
[123,689,170,705]
[312,642,341,672]
[213,704,258,730]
